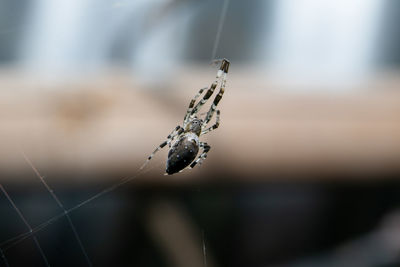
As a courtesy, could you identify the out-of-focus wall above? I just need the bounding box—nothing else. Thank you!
[1,2,400,267]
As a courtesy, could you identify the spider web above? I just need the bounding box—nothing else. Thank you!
[0,0,230,265]
[0,182,49,267]
[0,153,159,266]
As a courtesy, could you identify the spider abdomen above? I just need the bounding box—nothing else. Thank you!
[166,134,199,175]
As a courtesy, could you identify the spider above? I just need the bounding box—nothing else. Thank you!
[143,59,230,175]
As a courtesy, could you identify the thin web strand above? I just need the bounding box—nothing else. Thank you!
[206,1,230,260]
[210,0,230,61]
[0,248,9,267]
[21,152,93,267]
[0,161,161,251]
[2,212,66,251]
[0,184,51,266]
[202,230,207,267]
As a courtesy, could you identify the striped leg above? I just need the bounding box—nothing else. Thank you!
[141,125,183,169]
[215,58,230,78]
[202,78,225,128]
[190,142,211,169]
[186,59,229,125]
[190,58,228,118]
[202,59,228,128]
[166,125,184,148]
[189,81,218,119]
[183,87,207,125]
[201,110,220,136]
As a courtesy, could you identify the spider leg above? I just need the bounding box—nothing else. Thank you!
[201,59,228,129]
[215,58,230,78]
[190,142,211,169]
[166,125,184,148]
[202,85,224,127]
[183,86,207,126]
[189,81,218,120]
[140,125,183,169]
[201,110,220,136]
[201,79,225,129]
[187,59,229,126]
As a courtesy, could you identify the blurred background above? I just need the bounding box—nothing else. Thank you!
[1,0,400,266]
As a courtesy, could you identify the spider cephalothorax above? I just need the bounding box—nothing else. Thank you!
[186,118,203,136]
[144,59,229,175]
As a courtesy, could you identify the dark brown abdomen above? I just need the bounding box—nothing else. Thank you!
[166,137,199,175]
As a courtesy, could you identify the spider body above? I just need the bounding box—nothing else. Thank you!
[143,59,230,175]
